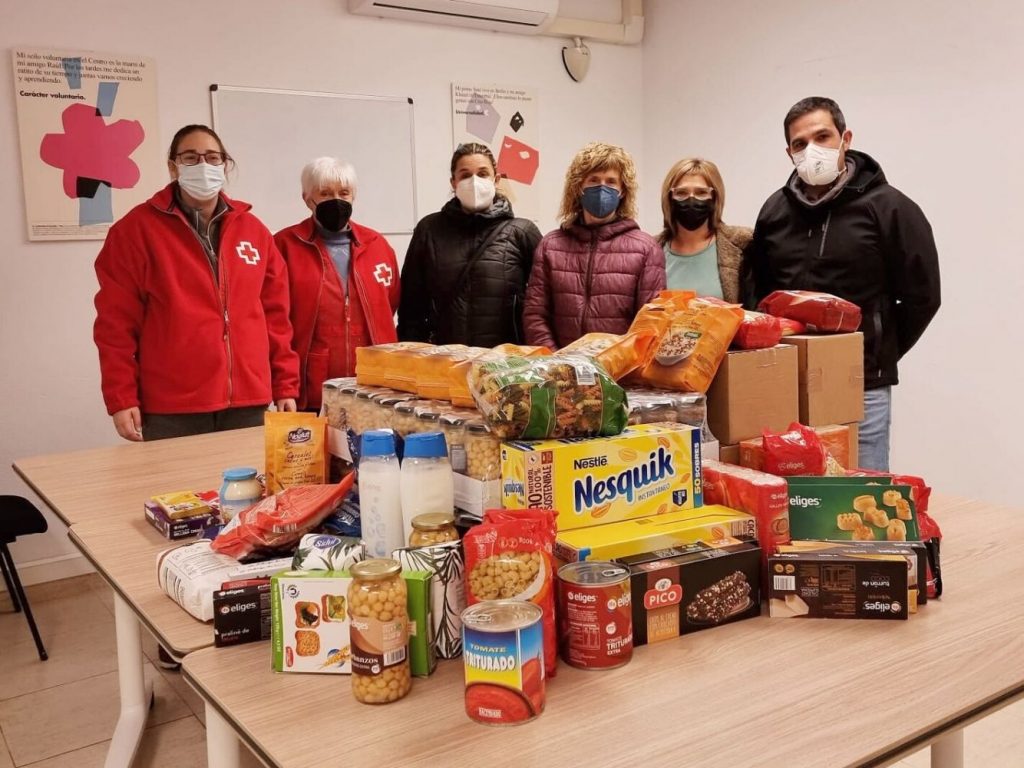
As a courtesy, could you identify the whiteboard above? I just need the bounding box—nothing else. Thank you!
[210,85,417,236]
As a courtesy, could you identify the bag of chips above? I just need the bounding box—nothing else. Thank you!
[463,508,559,677]
[558,329,659,381]
[469,354,628,440]
[265,412,328,495]
[757,290,862,333]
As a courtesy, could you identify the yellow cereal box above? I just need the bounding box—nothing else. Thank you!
[554,506,757,563]
[500,424,703,532]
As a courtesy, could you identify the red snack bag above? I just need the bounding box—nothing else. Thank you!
[762,422,828,476]
[778,318,807,336]
[692,297,782,350]
[464,508,559,677]
[757,290,862,333]
[211,475,355,560]
[703,459,789,575]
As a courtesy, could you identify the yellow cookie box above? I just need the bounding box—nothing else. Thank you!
[554,506,757,563]
[500,424,703,532]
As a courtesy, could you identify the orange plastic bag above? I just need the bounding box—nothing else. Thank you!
[414,344,470,400]
[557,329,659,381]
[758,290,861,333]
[356,342,433,387]
[692,297,782,350]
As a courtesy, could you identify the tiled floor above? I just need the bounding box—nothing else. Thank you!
[2,575,1023,766]
[0,574,262,767]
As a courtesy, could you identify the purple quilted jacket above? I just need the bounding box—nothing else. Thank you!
[523,218,666,349]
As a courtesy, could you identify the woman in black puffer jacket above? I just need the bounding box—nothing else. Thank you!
[397,143,542,347]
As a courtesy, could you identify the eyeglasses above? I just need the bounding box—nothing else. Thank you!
[175,151,227,166]
[670,186,714,201]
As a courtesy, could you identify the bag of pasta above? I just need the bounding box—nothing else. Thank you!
[468,354,628,440]
[356,342,433,387]
[635,301,742,393]
[449,344,551,408]
[557,329,659,381]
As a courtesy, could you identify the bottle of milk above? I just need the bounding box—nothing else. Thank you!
[358,430,404,558]
[400,431,455,539]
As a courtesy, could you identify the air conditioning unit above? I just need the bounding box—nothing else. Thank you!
[348,0,560,34]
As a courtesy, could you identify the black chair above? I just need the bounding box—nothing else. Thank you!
[0,496,49,661]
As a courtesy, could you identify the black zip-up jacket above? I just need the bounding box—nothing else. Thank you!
[743,150,941,390]
[397,196,542,346]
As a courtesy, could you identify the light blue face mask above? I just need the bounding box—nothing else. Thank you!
[581,184,621,219]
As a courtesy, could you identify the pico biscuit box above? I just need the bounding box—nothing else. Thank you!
[501,424,703,532]
[271,571,353,674]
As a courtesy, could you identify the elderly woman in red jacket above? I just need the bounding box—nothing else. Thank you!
[274,157,400,411]
[523,142,665,349]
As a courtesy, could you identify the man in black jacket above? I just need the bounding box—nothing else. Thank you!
[744,97,940,471]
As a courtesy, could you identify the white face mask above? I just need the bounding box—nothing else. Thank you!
[455,175,496,212]
[176,162,225,201]
[792,141,844,186]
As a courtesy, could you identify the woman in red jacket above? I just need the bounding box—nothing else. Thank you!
[94,125,299,442]
[523,142,665,349]
[275,157,400,411]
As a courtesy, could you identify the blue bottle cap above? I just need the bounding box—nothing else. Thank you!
[223,467,258,481]
[403,431,448,459]
[361,429,397,458]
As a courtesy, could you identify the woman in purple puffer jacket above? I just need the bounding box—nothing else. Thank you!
[523,142,665,349]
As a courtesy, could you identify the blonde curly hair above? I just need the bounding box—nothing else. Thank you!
[558,142,638,226]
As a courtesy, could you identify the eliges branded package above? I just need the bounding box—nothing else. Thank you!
[554,506,756,563]
[213,579,271,647]
[618,540,761,646]
[501,423,703,532]
[787,479,920,543]
[768,551,909,620]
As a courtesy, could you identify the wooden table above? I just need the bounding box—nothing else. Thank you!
[182,496,1024,768]
[14,427,262,525]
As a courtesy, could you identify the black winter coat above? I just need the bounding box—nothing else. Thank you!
[743,150,941,390]
[397,196,542,347]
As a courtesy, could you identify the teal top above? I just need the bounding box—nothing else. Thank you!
[318,224,352,296]
[664,239,723,298]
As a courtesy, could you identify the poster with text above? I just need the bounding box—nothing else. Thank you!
[451,82,539,222]
[12,47,162,241]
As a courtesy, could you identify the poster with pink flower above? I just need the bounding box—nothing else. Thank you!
[12,48,161,241]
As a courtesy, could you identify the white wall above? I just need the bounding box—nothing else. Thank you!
[642,0,1024,506]
[1,0,645,577]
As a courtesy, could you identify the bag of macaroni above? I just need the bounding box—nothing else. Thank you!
[463,508,558,677]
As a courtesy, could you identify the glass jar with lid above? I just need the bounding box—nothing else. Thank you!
[464,419,502,481]
[372,392,416,431]
[347,387,387,435]
[409,513,459,547]
[348,559,411,704]
[411,401,443,436]
[391,399,423,438]
[439,412,468,473]
[219,467,262,521]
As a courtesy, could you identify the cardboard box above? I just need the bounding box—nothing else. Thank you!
[145,501,220,540]
[781,333,864,426]
[393,542,466,660]
[777,540,927,607]
[787,479,919,543]
[554,506,756,563]
[739,424,853,472]
[768,551,909,620]
[719,444,740,465]
[706,345,799,444]
[271,571,353,674]
[844,421,860,469]
[501,424,702,532]
[619,540,761,645]
[213,579,271,647]
[453,474,501,518]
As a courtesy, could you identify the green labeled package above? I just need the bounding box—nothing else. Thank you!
[402,570,436,677]
[468,354,628,440]
[787,479,920,542]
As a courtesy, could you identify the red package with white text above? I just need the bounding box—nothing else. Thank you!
[762,423,828,476]
[464,508,559,677]
[693,297,782,350]
[758,290,862,333]
[211,475,355,560]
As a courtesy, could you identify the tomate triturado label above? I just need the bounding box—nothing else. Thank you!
[557,577,633,669]
[350,615,408,676]
[462,615,545,725]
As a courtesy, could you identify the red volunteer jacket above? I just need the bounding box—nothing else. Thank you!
[93,184,300,415]
[274,218,400,410]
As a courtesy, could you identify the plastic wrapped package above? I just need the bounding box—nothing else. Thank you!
[370,392,417,431]
[291,533,365,571]
[320,378,357,432]
[702,459,790,563]
[762,423,829,476]
[356,342,433,387]
[625,388,710,441]
[414,344,471,400]
[469,354,628,440]
[692,297,783,350]
[557,330,659,381]
[448,345,550,408]
[757,290,862,333]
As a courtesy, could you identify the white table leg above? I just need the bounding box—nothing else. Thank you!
[104,594,154,768]
[205,702,241,768]
[931,729,964,768]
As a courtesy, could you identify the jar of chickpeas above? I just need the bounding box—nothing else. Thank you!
[409,513,459,547]
[372,393,416,431]
[346,388,383,435]
[391,400,421,438]
[439,413,468,473]
[348,559,411,704]
[464,419,502,481]
[412,402,442,435]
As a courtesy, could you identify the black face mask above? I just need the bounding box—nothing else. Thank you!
[315,198,353,233]
[671,198,713,231]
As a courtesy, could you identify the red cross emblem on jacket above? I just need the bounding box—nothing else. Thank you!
[373,263,393,286]
[236,241,261,265]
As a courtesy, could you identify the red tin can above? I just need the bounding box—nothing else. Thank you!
[557,561,632,670]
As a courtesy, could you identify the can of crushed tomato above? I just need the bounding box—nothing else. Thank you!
[557,561,632,670]
[461,600,545,725]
